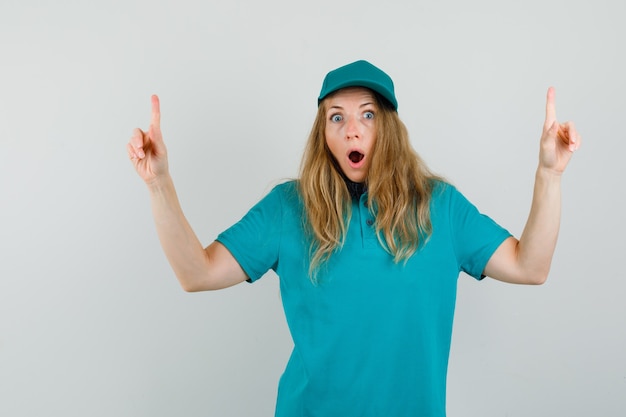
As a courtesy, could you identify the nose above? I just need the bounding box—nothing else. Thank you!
[345,116,360,140]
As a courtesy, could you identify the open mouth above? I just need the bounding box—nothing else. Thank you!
[349,151,364,163]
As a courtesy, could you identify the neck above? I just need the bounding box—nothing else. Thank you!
[342,176,366,200]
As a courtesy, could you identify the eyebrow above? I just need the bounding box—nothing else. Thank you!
[327,102,375,111]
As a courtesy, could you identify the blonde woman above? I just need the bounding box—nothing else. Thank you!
[127,60,580,417]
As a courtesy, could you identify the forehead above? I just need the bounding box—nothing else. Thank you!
[325,87,376,107]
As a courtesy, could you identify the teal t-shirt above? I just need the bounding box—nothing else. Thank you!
[217,180,510,417]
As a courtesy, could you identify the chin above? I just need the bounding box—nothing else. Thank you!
[347,173,366,183]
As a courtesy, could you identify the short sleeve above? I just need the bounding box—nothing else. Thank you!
[447,185,512,280]
[216,185,284,283]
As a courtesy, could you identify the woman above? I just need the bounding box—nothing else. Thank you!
[127,60,580,416]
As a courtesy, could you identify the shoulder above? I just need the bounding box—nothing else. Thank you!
[267,179,300,202]
[429,179,457,203]
[271,179,299,194]
[260,180,303,212]
[428,180,482,221]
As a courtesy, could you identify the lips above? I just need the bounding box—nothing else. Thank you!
[340,148,368,181]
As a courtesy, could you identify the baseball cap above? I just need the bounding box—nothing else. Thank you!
[318,60,398,110]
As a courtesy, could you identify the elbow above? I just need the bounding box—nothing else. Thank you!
[177,272,224,292]
[180,282,202,292]
[523,268,549,285]
[528,273,548,285]
[176,273,207,293]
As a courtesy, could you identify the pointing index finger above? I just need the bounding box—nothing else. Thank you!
[545,86,557,127]
[151,94,161,130]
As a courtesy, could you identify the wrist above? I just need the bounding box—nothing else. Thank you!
[536,165,564,182]
[146,173,175,193]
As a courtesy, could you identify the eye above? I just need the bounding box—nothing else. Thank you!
[330,114,343,123]
[363,111,375,120]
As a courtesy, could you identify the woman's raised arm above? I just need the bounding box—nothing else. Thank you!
[127,95,248,291]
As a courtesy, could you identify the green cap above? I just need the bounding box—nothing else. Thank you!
[318,60,398,110]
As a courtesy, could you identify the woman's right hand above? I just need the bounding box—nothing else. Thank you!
[127,95,169,184]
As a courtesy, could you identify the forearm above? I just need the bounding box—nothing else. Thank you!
[147,174,210,290]
[516,166,563,283]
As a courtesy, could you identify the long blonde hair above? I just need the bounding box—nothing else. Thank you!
[299,91,443,278]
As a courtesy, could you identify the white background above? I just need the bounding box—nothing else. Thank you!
[1,0,624,416]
